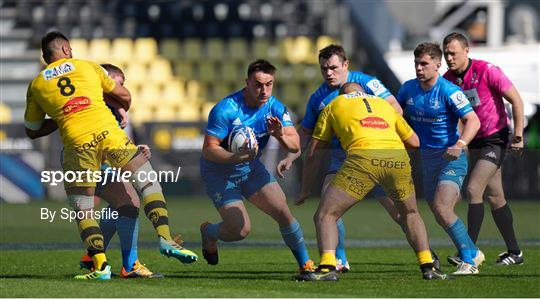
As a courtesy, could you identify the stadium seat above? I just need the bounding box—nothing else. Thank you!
[197,61,217,82]
[88,39,111,63]
[139,84,161,105]
[0,101,12,123]
[69,39,89,60]
[134,38,158,63]
[154,106,177,121]
[186,80,207,102]
[211,82,231,101]
[220,61,241,82]
[129,107,153,124]
[148,58,173,83]
[201,102,217,121]
[183,38,203,62]
[111,38,133,64]
[281,83,302,106]
[174,60,195,80]
[316,35,338,51]
[125,63,147,85]
[177,102,201,121]
[252,38,271,60]
[162,79,186,105]
[206,38,225,61]
[160,38,181,60]
[228,38,248,62]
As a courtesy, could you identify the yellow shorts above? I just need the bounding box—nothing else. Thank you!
[331,149,414,202]
[62,125,138,188]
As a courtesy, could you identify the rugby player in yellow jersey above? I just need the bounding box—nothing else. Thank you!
[24,31,197,280]
[295,83,448,281]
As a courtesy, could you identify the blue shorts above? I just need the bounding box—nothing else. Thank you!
[421,150,468,202]
[201,159,277,208]
[328,148,387,198]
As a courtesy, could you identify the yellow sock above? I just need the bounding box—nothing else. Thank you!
[320,252,337,267]
[143,193,172,240]
[92,253,107,271]
[417,250,433,266]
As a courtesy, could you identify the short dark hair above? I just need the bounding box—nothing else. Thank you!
[41,31,69,62]
[414,42,442,61]
[101,63,125,80]
[247,59,276,77]
[443,32,470,48]
[319,44,347,62]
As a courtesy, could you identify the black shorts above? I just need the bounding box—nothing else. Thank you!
[468,127,509,168]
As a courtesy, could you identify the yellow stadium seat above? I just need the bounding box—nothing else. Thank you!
[183,38,203,62]
[197,61,217,82]
[134,38,158,63]
[148,58,173,83]
[88,39,111,63]
[186,80,207,102]
[252,38,270,60]
[281,83,302,106]
[228,38,248,62]
[220,61,241,83]
[129,107,153,124]
[125,63,147,85]
[206,38,225,61]
[201,102,217,121]
[160,38,181,60]
[177,102,201,122]
[174,60,194,80]
[0,101,12,123]
[211,82,231,101]
[111,38,133,64]
[162,79,185,105]
[70,39,89,60]
[316,35,338,51]
[154,106,177,121]
[139,84,161,106]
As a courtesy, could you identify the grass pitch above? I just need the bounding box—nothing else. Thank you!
[1,198,539,297]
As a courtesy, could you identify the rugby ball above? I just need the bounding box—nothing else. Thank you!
[227,126,257,153]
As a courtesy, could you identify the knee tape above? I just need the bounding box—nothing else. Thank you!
[68,194,94,210]
[131,161,162,194]
[117,204,139,218]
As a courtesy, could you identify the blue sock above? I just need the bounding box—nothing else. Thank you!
[335,218,348,264]
[99,205,117,249]
[445,218,476,264]
[280,220,310,267]
[117,216,139,271]
[204,222,222,241]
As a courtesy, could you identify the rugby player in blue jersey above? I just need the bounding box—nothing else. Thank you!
[396,42,484,275]
[278,44,440,272]
[199,59,314,273]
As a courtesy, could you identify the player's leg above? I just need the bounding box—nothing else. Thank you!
[246,174,312,272]
[201,200,251,265]
[485,168,523,265]
[322,173,349,272]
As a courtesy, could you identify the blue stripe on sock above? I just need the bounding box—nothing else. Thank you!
[118,217,139,272]
[99,206,117,249]
[335,218,348,263]
[279,220,310,267]
[204,222,221,240]
[446,218,475,264]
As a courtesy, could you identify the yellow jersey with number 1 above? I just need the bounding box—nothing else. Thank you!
[313,92,414,150]
[24,58,118,145]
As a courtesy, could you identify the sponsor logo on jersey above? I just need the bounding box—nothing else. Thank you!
[283,111,292,122]
[63,96,91,115]
[444,169,456,176]
[485,151,497,159]
[406,98,414,105]
[450,91,470,109]
[232,118,242,126]
[43,62,75,80]
[75,130,109,153]
[318,102,326,111]
[360,117,389,129]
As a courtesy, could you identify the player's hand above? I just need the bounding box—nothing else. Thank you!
[508,136,524,157]
[266,116,284,138]
[295,190,310,206]
[443,144,462,161]
[117,108,129,128]
[276,158,293,178]
[237,140,258,162]
[139,144,151,160]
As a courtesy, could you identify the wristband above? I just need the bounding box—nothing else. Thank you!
[457,139,467,147]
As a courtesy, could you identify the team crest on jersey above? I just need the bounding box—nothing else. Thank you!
[43,62,75,80]
[63,96,91,115]
[360,117,389,129]
[429,98,441,110]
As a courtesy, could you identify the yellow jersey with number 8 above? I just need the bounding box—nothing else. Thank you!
[25,58,118,145]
